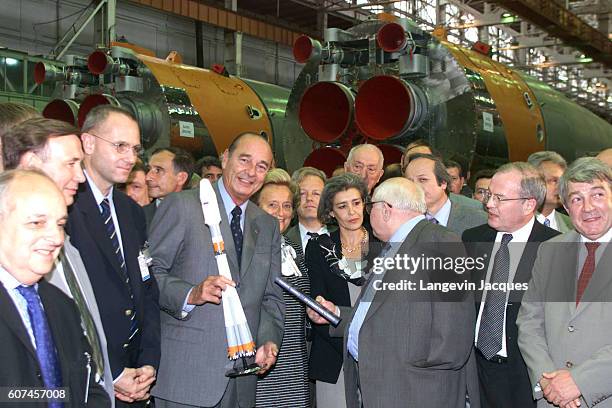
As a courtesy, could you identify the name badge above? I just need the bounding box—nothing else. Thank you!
[138,242,152,281]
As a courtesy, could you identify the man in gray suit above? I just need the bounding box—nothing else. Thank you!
[309,177,478,408]
[2,118,116,403]
[528,151,573,233]
[148,132,285,408]
[405,153,487,235]
[517,157,612,408]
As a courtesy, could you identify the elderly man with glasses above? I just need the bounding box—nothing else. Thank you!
[462,162,559,408]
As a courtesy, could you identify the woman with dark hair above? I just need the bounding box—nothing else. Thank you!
[306,173,380,408]
[254,169,311,407]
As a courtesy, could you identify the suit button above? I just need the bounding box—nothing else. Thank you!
[566,361,574,368]
[568,325,575,332]
[125,309,132,316]
[123,343,129,348]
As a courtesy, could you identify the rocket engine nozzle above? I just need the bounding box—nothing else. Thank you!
[77,94,121,127]
[299,82,354,143]
[293,35,322,64]
[34,62,66,85]
[303,147,347,178]
[88,50,129,75]
[42,99,80,126]
[377,22,407,53]
[355,75,427,140]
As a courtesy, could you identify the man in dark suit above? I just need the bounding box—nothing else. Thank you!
[0,169,109,407]
[405,153,487,235]
[463,162,559,408]
[148,132,284,408]
[309,177,478,408]
[67,105,160,406]
[3,117,115,403]
[143,147,194,228]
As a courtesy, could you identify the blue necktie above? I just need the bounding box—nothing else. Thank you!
[16,285,63,408]
[100,198,138,341]
[543,218,551,227]
[425,213,439,224]
[477,233,513,360]
[231,206,243,268]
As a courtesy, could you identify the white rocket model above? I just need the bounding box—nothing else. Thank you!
[199,179,256,360]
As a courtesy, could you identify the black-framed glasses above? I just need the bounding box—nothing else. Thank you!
[365,200,393,214]
[484,191,533,205]
[89,133,144,156]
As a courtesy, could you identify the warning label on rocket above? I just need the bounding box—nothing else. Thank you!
[179,121,195,138]
[482,112,494,133]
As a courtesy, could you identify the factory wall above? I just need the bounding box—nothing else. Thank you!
[0,0,300,87]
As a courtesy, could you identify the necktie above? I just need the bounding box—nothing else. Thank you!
[16,285,64,408]
[543,218,551,227]
[60,250,104,380]
[425,213,439,224]
[231,206,243,267]
[307,232,319,239]
[100,198,138,341]
[477,233,513,360]
[576,242,600,305]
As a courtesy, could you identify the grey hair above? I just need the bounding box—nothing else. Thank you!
[291,166,326,185]
[318,172,369,224]
[0,168,51,215]
[372,177,427,214]
[527,151,567,170]
[558,157,612,206]
[496,162,547,209]
[346,144,384,169]
[253,168,299,210]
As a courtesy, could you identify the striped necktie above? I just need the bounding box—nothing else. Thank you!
[16,285,64,408]
[100,198,139,342]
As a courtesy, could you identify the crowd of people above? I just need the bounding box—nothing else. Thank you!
[0,100,611,408]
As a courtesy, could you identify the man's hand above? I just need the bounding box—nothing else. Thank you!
[114,366,156,402]
[255,342,279,375]
[130,365,156,401]
[542,370,581,407]
[188,275,235,305]
[306,296,336,325]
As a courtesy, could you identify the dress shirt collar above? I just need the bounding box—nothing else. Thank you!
[432,197,451,227]
[299,223,328,240]
[84,170,114,207]
[0,266,24,291]
[495,216,535,243]
[580,227,612,243]
[217,178,248,221]
[388,215,426,245]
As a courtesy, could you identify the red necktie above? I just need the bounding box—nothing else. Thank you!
[576,242,600,305]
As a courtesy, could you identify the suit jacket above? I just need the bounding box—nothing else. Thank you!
[517,231,612,407]
[333,220,478,408]
[0,279,110,407]
[142,202,156,232]
[447,194,488,236]
[46,238,115,405]
[555,211,573,233]
[148,184,285,407]
[285,225,302,254]
[450,192,483,210]
[463,221,560,405]
[67,180,161,379]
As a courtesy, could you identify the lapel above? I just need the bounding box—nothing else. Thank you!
[0,283,37,360]
[75,181,123,274]
[240,202,259,279]
[573,238,612,317]
[114,192,138,268]
[471,226,496,301]
[513,222,544,290]
[212,184,240,282]
[362,219,427,324]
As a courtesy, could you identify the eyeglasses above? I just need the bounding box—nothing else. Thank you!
[474,188,489,196]
[89,133,144,156]
[365,200,393,214]
[484,191,533,205]
[350,161,381,175]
